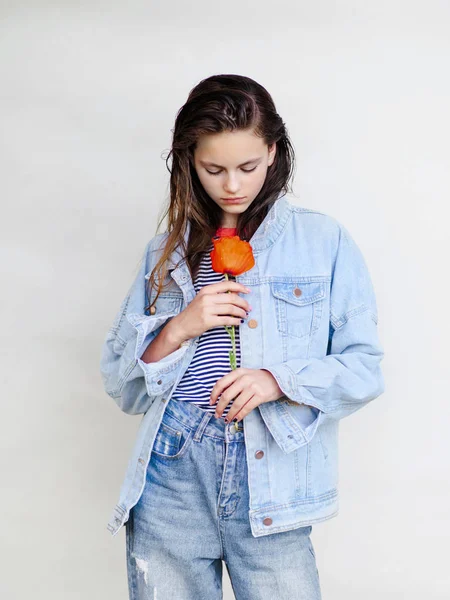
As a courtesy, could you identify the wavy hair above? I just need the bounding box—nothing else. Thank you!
[145,73,296,313]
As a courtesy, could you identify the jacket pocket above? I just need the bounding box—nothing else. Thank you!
[145,284,184,315]
[270,281,326,339]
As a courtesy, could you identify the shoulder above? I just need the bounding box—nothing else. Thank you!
[148,232,169,251]
[283,199,367,263]
[285,198,344,245]
[140,232,169,258]
[288,199,338,228]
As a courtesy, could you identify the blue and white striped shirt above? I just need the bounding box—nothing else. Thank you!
[171,229,240,417]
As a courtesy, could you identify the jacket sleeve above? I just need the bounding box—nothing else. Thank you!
[99,239,190,415]
[262,222,385,422]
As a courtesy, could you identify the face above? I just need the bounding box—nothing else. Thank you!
[193,128,276,228]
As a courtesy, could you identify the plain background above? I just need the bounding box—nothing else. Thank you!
[2,1,449,598]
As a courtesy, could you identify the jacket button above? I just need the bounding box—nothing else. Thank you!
[157,379,162,385]
[248,318,258,328]
[138,458,145,465]
[294,287,302,297]
[255,450,264,459]
[263,517,273,526]
[150,306,156,314]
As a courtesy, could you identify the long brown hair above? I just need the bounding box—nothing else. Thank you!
[145,73,296,313]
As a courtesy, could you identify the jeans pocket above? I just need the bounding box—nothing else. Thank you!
[151,413,192,459]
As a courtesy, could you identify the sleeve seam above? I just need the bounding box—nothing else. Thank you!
[332,304,378,329]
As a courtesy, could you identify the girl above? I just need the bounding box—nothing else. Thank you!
[100,73,385,599]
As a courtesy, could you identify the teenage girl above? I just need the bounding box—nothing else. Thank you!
[101,73,384,599]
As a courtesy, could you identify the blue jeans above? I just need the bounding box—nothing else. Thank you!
[126,397,322,599]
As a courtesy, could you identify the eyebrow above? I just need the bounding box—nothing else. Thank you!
[199,157,261,168]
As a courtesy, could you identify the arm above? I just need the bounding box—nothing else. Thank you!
[99,240,190,415]
[140,317,186,363]
[262,222,385,423]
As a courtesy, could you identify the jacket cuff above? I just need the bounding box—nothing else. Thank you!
[126,312,190,396]
[259,366,322,454]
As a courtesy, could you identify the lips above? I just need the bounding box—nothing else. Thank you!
[222,197,245,203]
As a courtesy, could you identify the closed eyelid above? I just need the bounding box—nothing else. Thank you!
[207,166,257,175]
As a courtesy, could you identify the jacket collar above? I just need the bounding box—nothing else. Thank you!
[167,191,292,273]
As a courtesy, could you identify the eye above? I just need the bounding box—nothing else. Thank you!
[206,166,257,176]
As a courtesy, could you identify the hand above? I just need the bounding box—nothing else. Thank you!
[172,281,252,342]
[209,368,285,422]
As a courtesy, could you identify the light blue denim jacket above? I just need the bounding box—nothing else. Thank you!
[100,194,385,538]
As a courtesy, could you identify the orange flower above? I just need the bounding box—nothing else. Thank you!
[210,235,255,402]
[210,235,255,276]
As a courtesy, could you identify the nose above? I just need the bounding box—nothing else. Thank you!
[223,172,241,195]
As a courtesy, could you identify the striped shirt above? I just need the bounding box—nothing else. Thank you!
[171,227,241,417]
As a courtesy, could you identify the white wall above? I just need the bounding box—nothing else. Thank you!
[1,1,448,598]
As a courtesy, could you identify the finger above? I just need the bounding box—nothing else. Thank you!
[215,297,251,314]
[215,373,253,417]
[225,391,255,422]
[203,281,250,295]
[210,368,244,404]
[214,378,244,417]
[228,395,258,422]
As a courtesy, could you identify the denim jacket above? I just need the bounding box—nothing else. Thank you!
[100,194,385,538]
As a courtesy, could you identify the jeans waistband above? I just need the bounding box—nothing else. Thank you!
[165,397,245,442]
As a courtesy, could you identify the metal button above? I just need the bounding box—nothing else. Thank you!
[248,318,258,328]
[294,287,302,297]
[150,306,156,314]
[157,379,162,385]
[255,450,264,459]
[263,517,273,526]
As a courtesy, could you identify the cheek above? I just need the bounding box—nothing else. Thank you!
[249,169,268,192]
[199,172,220,192]
[197,173,218,198]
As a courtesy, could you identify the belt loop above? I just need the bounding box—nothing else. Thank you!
[193,411,212,443]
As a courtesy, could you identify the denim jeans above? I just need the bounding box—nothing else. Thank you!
[126,397,322,600]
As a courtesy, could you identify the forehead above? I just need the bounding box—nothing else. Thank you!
[194,129,266,163]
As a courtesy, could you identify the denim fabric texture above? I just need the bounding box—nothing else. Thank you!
[100,193,385,540]
[126,397,322,599]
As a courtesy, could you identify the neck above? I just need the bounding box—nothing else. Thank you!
[219,222,237,229]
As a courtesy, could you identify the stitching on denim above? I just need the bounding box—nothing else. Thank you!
[333,304,374,329]
[250,488,338,512]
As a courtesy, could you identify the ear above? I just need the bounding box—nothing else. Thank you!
[268,142,277,166]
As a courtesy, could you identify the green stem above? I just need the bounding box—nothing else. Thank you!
[224,273,237,370]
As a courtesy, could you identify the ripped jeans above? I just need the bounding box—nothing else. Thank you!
[125,397,322,600]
